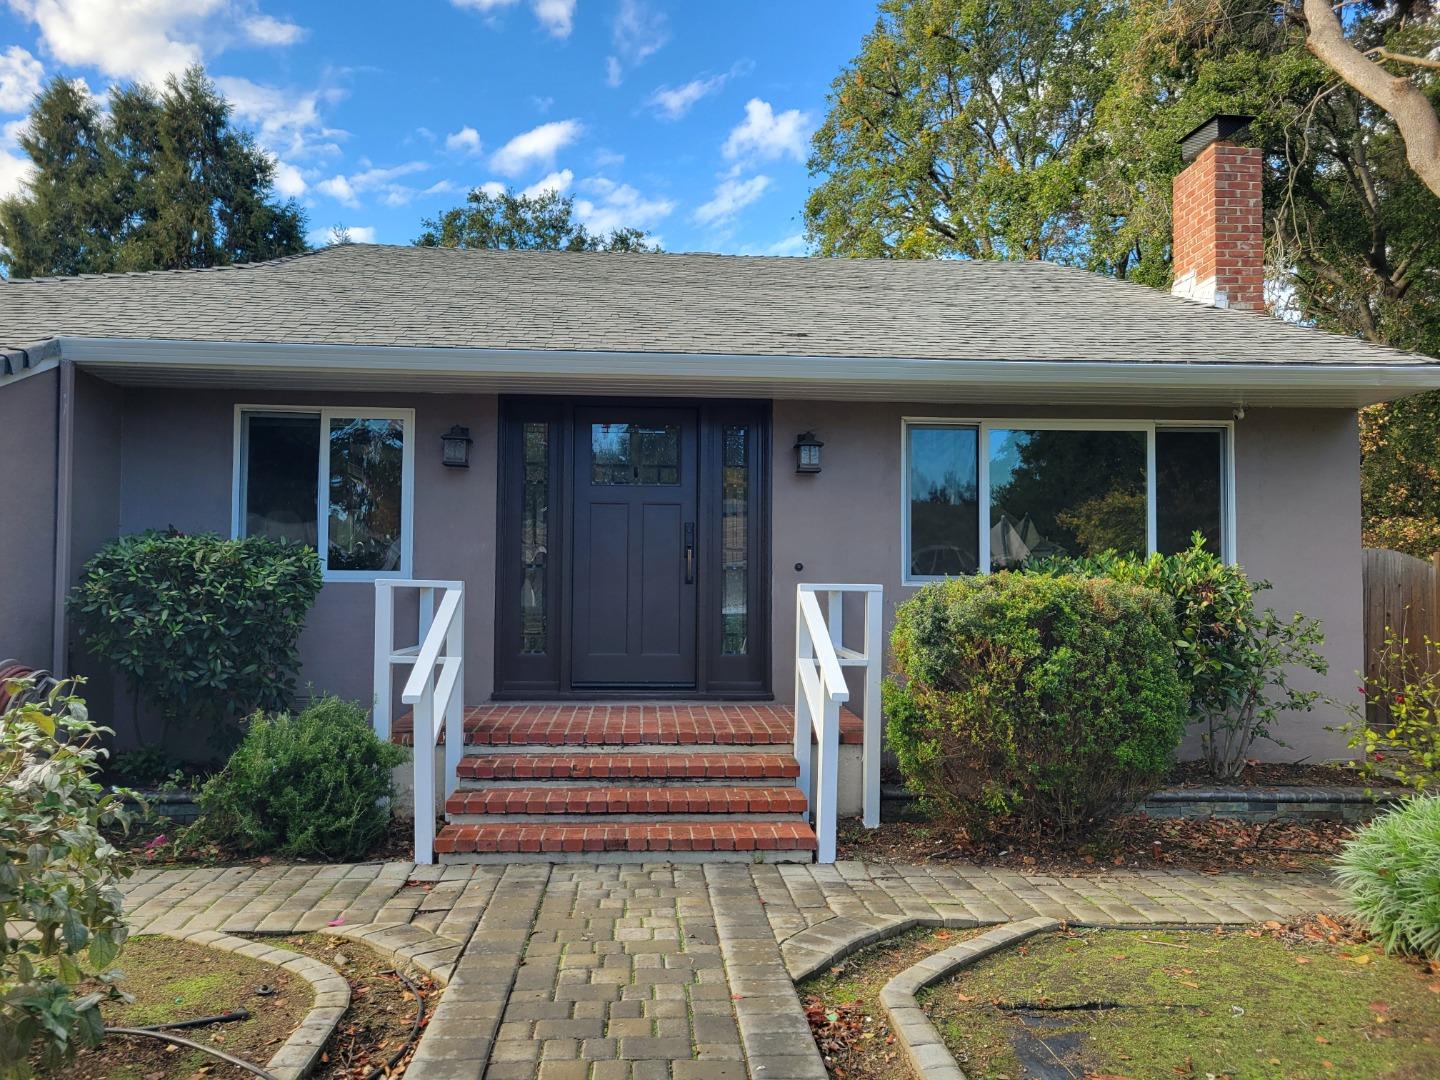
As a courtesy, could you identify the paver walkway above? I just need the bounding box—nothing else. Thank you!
[119,860,1343,1078]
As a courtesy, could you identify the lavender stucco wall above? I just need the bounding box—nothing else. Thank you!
[768,402,1363,762]
[0,368,58,668]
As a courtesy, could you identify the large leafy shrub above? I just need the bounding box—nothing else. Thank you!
[886,572,1188,843]
[1335,795,1440,958]
[69,530,323,748]
[197,697,407,861]
[1036,537,1329,779]
[0,681,133,1077]
[1348,630,1440,793]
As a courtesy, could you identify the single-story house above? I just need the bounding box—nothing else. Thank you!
[3,116,1438,862]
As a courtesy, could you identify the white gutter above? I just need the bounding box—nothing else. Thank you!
[48,335,1440,394]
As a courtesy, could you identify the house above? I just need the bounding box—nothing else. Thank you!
[3,115,1438,862]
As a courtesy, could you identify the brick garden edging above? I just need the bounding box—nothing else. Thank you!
[167,927,350,1080]
[877,918,1059,1080]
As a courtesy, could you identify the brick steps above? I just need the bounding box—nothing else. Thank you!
[456,752,800,782]
[428,703,821,864]
[446,785,807,818]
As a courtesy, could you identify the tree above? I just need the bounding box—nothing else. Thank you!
[804,0,1116,261]
[415,187,660,251]
[0,67,306,278]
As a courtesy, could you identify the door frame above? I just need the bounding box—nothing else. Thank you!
[493,395,772,700]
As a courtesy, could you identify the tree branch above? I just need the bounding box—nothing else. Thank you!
[1368,47,1440,72]
[1303,0,1440,197]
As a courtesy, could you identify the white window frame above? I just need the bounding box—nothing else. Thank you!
[901,417,1236,586]
[232,404,417,583]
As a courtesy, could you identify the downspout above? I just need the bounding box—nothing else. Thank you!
[51,358,74,675]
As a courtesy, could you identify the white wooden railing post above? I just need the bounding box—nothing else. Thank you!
[412,688,435,865]
[444,604,464,801]
[862,588,883,829]
[372,581,394,743]
[794,608,813,812]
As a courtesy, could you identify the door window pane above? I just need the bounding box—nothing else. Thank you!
[521,422,550,655]
[327,417,405,571]
[989,428,1146,570]
[907,426,979,577]
[244,414,320,546]
[722,425,749,655]
[1157,428,1224,555]
[591,423,680,485]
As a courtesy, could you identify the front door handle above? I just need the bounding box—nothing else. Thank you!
[684,522,696,584]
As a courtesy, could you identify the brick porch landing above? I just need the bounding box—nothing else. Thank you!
[392,703,859,863]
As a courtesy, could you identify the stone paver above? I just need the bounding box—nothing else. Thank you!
[118,858,1343,1078]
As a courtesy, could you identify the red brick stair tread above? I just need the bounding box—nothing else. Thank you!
[434,821,818,855]
[446,785,807,816]
[457,752,800,781]
[394,703,862,746]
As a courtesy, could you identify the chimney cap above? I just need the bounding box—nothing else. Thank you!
[1178,114,1256,162]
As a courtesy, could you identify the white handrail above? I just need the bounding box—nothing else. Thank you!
[374,579,464,864]
[794,583,883,863]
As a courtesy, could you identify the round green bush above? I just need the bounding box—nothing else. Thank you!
[887,572,1188,843]
[1335,795,1440,958]
[197,696,408,861]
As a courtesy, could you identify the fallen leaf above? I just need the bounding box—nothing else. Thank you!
[1349,953,1372,965]
[1295,956,1312,965]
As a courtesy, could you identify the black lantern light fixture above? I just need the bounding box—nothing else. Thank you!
[441,425,473,468]
[793,431,823,474]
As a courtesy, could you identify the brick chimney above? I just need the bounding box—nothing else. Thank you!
[1171,114,1264,313]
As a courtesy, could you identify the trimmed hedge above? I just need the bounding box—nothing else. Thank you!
[887,572,1188,843]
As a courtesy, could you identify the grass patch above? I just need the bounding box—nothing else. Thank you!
[922,927,1440,1079]
[798,925,984,1079]
[65,934,312,1079]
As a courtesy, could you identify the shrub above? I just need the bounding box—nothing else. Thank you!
[70,530,323,749]
[1348,630,1440,793]
[886,572,1188,843]
[1036,536,1330,779]
[0,680,134,1077]
[1335,795,1440,958]
[197,696,407,861]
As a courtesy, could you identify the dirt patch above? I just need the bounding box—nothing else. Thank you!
[838,814,1351,875]
[798,926,985,1079]
[113,813,419,870]
[256,933,439,1079]
[62,934,312,1079]
[922,923,1440,1080]
[1166,761,1375,789]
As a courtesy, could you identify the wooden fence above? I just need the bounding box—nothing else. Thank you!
[1362,548,1440,699]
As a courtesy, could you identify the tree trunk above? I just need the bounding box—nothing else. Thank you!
[1302,0,1440,199]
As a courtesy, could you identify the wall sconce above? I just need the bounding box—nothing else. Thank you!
[793,431,823,474]
[441,425,473,468]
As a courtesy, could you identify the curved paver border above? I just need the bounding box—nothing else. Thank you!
[321,921,463,987]
[783,914,981,982]
[171,927,351,1080]
[877,917,1058,1080]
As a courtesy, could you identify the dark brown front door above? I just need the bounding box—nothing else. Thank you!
[570,407,699,687]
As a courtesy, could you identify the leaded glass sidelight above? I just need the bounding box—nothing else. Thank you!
[721,425,749,655]
[521,421,549,655]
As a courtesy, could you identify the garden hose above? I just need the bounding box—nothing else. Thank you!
[103,1027,279,1079]
[361,968,425,1080]
[131,1008,253,1030]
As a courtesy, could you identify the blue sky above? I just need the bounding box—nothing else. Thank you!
[0,1,882,254]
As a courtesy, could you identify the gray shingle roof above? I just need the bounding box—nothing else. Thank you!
[0,243,1429,366]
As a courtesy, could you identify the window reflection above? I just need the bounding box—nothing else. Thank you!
[592,423,680,485]
[1157,428,1224,554]
[327,417,405,572]
[907,426,979,577]
[521,422,549,655]
[722,425,748,655]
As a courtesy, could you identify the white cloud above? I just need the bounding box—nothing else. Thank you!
[270,157,306,197]
[310,223,378,246]
[521,168,572,199]
[423,179,463,196]
[574,175,673,235]
[316,161,429,208]
[604,56,622,88]
[531,95,554,113]
[0,118,33,199]
[213,75,345,160]
[489,118,582,176]
[477,180,506,198]
[0,46,43,114]
[451,0,574,37]
[723,98,811,163]
[242,13,305,46]
[647,73,728,121]
[445,126,482,155]
[693,173,770,226]
[345,225,377,243]
[766,233,807,256]
[8,0,303,84]
[605,0,665,85]
[592,147,624,169]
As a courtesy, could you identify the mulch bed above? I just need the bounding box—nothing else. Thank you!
[113,814,422,870]
[1165,760,1375,789]
[837,813,1352,875]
